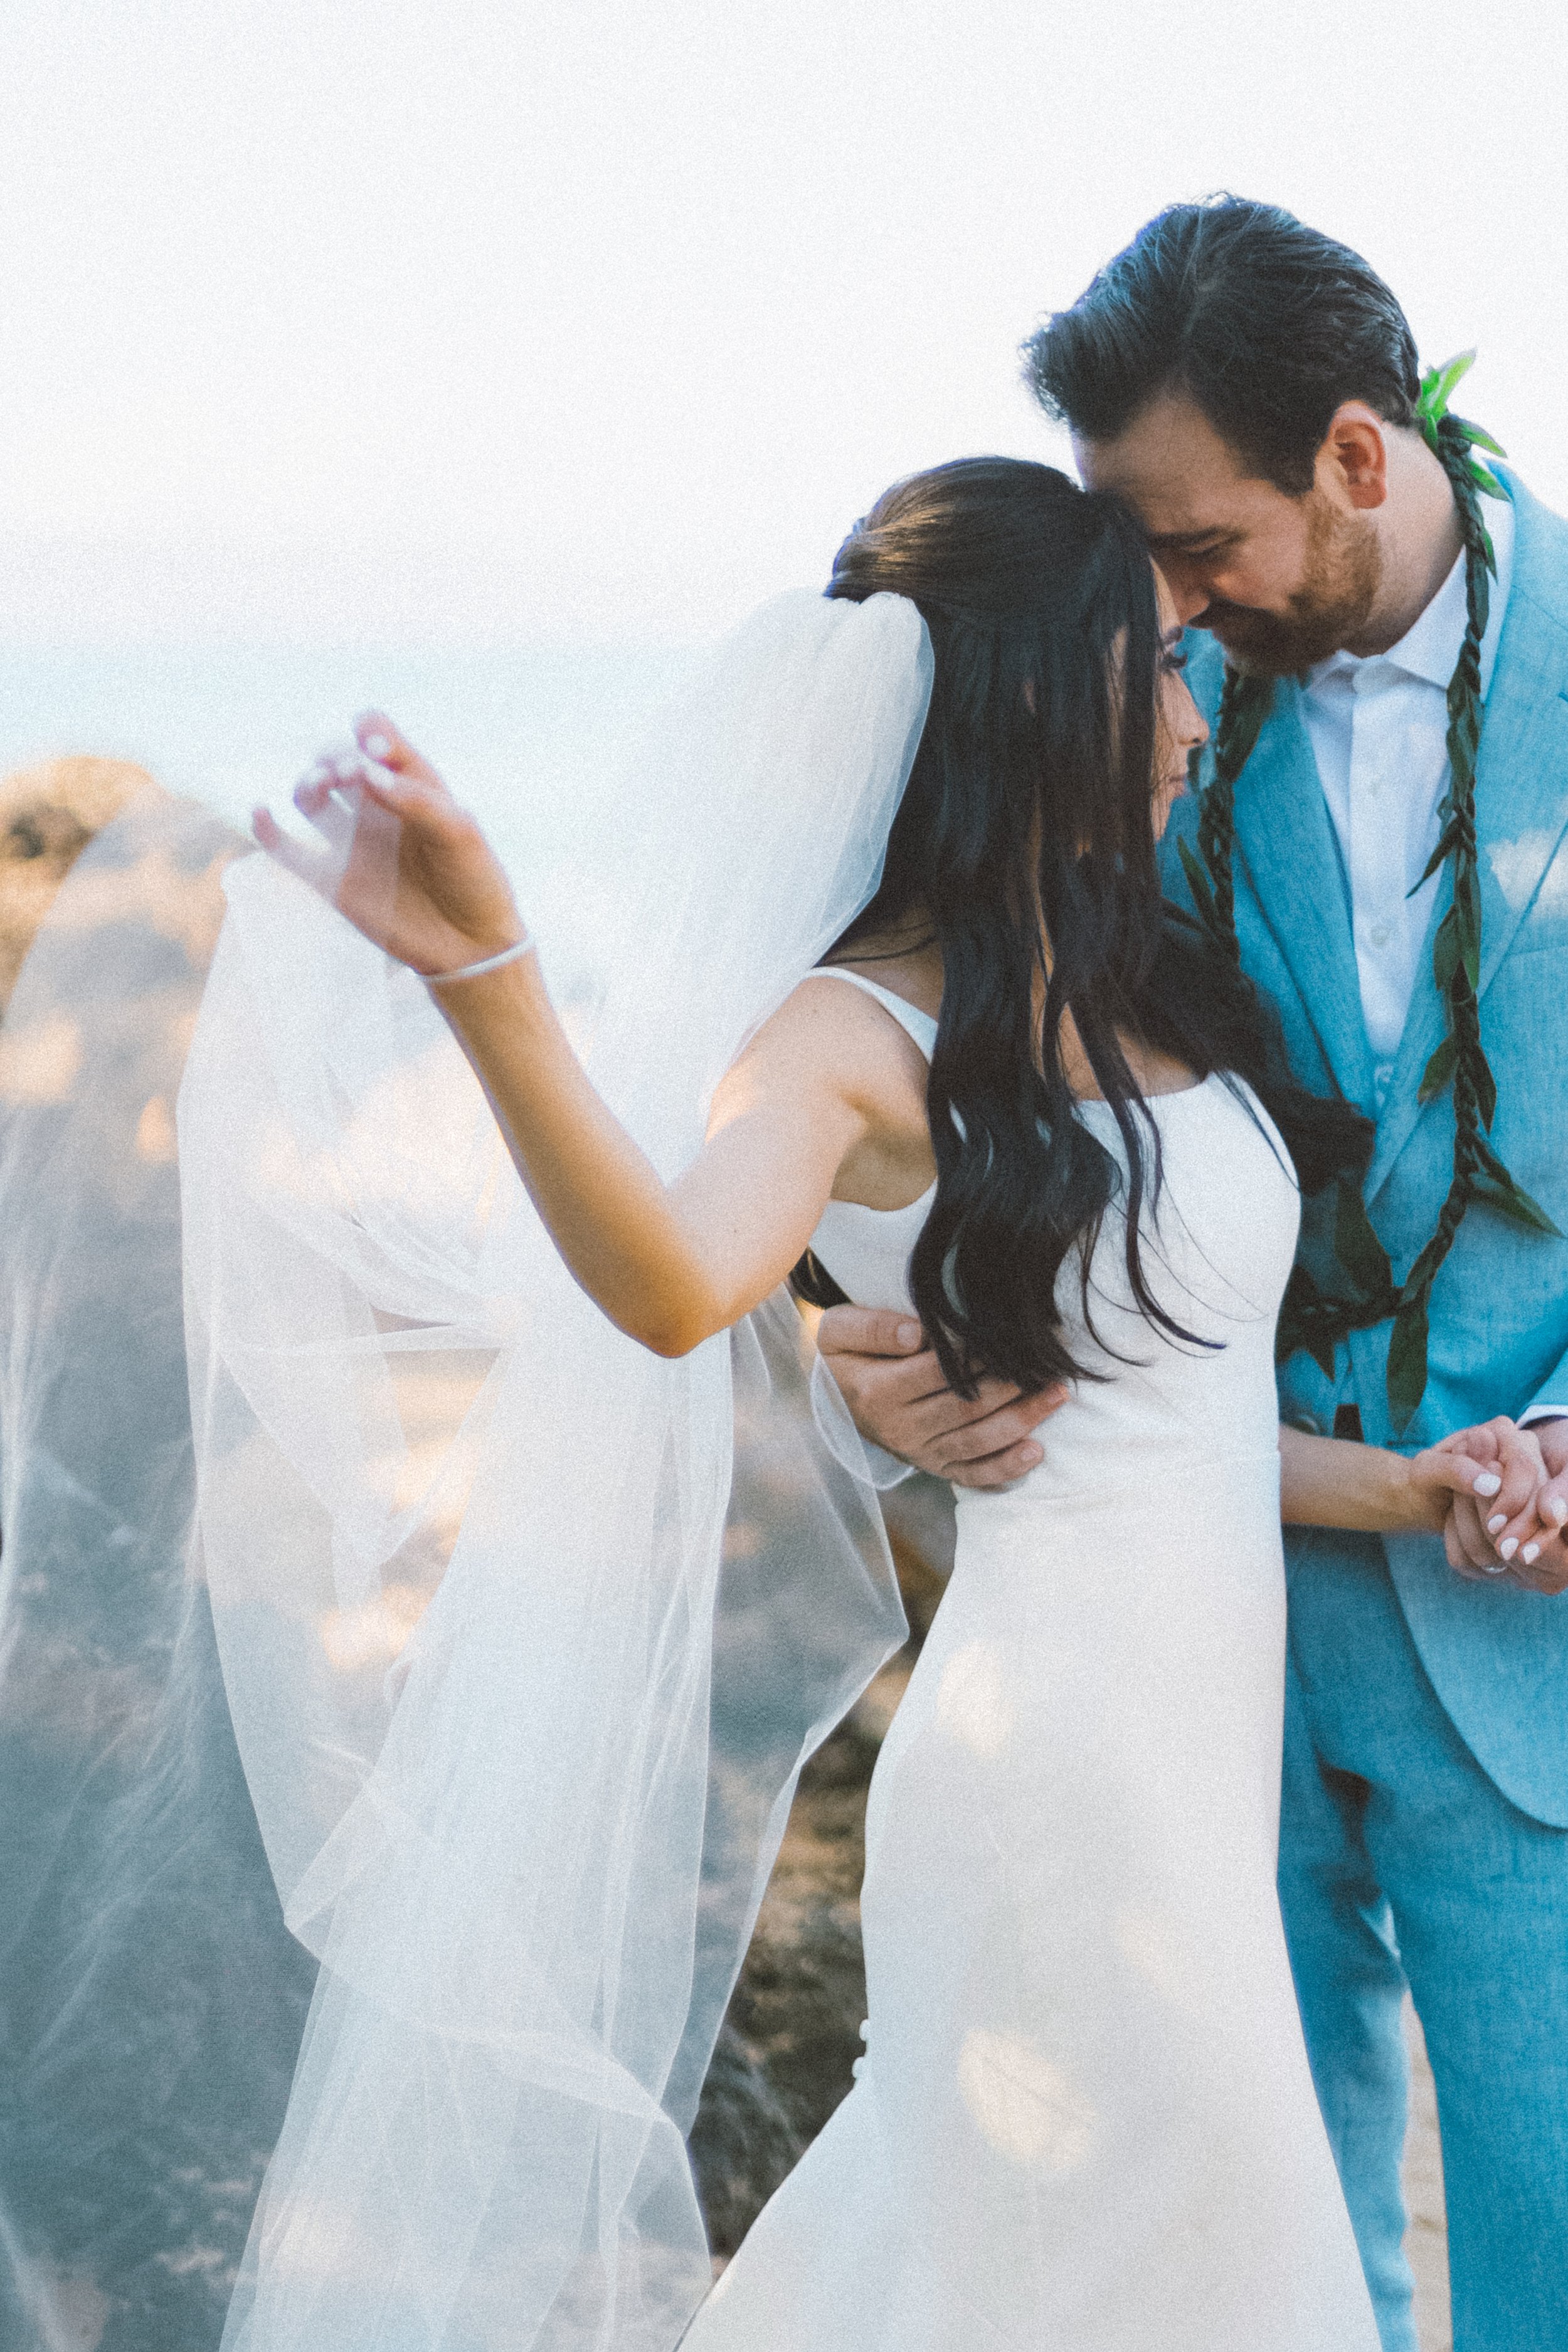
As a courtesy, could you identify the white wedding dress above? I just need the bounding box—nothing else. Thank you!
[684,973,1380,2351]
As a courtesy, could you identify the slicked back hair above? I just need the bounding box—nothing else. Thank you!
[1024,196,1421,494]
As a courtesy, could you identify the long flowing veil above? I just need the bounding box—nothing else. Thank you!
[177,589,934,2351]
[0,784,315,2349]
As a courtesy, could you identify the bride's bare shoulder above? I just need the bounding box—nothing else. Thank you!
[723,949,936,1118]
[801,930,941,1020]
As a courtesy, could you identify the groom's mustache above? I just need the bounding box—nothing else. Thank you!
[1190,600,1263,635]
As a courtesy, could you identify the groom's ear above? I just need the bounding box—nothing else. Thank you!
[1318,403,1389,512]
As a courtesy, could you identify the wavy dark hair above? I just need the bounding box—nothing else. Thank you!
[794,456,1369,1395]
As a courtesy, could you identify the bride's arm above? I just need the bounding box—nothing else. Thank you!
[257,718,890,1358]
[1277,1425,1491,1533]
[439,952,871,1353]
[1278,1418,1549,1559]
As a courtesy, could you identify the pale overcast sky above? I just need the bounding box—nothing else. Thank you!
[2,0,1565,647]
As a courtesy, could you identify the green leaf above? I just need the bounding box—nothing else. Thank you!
[1471,465,1507,502]
[1472,1137,1564,1236]
[1419,349,1477,423]
[1386,1290,1431,1431]
[1454,887,1482,992]
[1458,420,1508,459]
[1414,825,1459,893]
[1433,908,1461,993]
[1401,1232,1449,1299]
[1176,837,1219,934]
[1276,1267,1338,1379]
[1419,1034,1459,1103]
[1475,1176,1563,1237]
[1473,1049,1498,1131]
[1335,1177,1396,1300]
[1215,669,1274,781]
[1469,561,1494,627]
[1448,701,1482,768]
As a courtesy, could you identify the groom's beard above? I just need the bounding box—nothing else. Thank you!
[1198,496,1382,676]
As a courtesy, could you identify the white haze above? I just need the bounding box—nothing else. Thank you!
[2,0,1566,652]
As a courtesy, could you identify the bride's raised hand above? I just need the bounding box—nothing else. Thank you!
[254,712,526,980]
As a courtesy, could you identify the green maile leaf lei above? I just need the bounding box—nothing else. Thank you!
[1184,352,1560,1432]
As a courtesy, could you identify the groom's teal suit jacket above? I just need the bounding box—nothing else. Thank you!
[1165,472,1568,1828]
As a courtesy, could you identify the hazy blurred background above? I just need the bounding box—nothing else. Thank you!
[4,0,1567,886]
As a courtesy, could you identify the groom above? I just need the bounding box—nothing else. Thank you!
[820,199,1568,2352]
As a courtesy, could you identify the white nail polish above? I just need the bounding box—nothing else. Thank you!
[1482,1559,1509,1576]
[1553,1498,1568,1527]
[1474,1472,1502,1496]
[1523,1543,1541,1565]
[1500,1537,1518,1562]
[363,733,393,760]
[1487,1513,1508,1534]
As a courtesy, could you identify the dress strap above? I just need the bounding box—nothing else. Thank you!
[805,967,938,1061]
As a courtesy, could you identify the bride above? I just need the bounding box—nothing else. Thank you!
[181,457,1540,2350]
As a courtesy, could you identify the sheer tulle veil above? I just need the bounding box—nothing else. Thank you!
[176,589,935,2349]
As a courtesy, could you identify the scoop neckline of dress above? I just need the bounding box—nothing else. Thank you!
[818,973,1217,1108]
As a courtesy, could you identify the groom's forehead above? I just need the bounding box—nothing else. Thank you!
[1073,395,1268,539]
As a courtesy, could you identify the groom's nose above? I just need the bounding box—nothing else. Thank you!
[1160,567,1212,627]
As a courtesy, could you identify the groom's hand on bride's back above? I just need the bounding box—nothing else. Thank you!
[816,1306,1067,1489]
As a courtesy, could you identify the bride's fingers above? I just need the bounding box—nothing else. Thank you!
[293,756,445,853]
[1431,1423,1505,1473]
[354,711,451,799]
[253,806,334,893]
[1490,1484,1555,1565]
[292,776,359,855]
[1411,1449,1502,1503]
[1481,1429,1550,1563]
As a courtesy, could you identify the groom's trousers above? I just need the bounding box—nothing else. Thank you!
[1278,1530,1568,2352]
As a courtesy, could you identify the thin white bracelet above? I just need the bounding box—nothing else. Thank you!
[424,934,535,988]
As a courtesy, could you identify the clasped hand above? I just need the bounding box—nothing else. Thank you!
[1422,1416,1568,1593]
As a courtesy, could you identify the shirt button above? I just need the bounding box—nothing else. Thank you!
[1374,1062,1394,1104]
[1369,920,1392,949]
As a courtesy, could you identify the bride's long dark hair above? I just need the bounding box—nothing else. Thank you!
[797,456,1367,1394]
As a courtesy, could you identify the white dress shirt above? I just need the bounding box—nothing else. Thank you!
[1301,490,1515,1107]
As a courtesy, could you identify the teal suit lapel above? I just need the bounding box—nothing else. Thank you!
[1230,677,1376,1112]
[1366,479,1568,1204]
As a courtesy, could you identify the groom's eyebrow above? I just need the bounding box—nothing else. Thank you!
[1146,526,1240,553]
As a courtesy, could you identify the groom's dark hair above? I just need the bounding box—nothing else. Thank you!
[1024,196,1421,494]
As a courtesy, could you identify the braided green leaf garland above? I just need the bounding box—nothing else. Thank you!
[1184,354,1560,1430]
